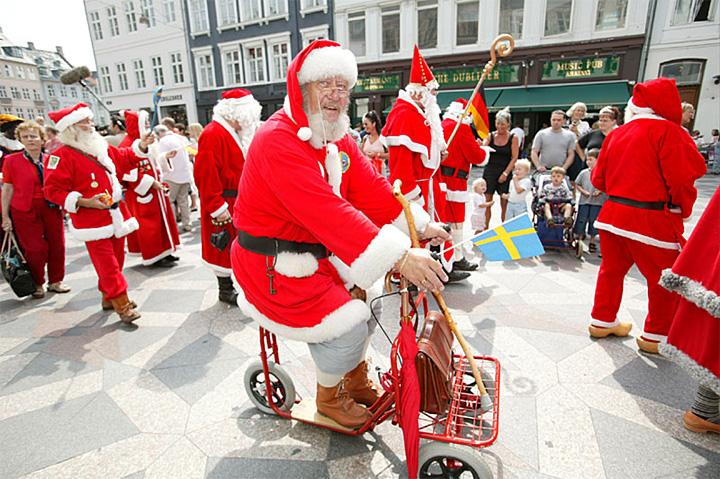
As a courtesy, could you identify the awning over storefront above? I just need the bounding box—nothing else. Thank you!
[436,80,632,112]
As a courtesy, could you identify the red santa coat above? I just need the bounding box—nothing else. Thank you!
[231,108,428,343]
[43,145,139,241]
[121,143,180,265]
[440,118,488,223]
[660,186,720,393]
[194,116,245,275]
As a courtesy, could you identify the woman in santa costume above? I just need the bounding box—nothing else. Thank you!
[381,46,466,282]
[232,40,450,428]
[440,98,490,271]
[660,186,720,434]
[43,103,151,323]
[588,78,707,352]
[119,109,180,268]
[194,89,261,305]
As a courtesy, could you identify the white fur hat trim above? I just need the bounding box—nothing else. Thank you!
[55,107,93,132]
[297,46,357,87]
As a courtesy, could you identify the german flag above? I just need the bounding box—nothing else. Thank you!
[469,86,490,139]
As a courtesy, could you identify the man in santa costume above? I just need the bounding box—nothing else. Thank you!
[231,40,450,428]
[43,103,152,323]
[381,46,467,282]
[440,98,490,271]
[119,109,180,268]
[194,89,261,305]
[588,78,706,353]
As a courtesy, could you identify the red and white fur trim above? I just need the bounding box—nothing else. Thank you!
[660,268,720,318]
[64,191,83,213]
[297,46,357,87]
[349,224,411,290]
[274,252,319,278]
[55,107,93,132]
[589,318,623,328]
[134,174,155,196]
[594,221,681,251]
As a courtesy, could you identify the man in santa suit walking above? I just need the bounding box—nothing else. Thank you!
[381,46,467,282]
[43,103,152,323]
[588,78,706,353]
[440,98,490,271]
[232,40,450,428]
[194,89,261,305]
[120,109,180,268]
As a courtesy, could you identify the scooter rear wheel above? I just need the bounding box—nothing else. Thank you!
[244,360,296,415]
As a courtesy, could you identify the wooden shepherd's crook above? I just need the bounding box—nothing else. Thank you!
[445,34,515,150]
[392,181,492,408]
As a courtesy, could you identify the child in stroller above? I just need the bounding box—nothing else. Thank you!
[539,166,574,227]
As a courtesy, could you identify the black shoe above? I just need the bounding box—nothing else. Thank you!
[152,256,176,268]
[217,277,238,306]
[167,255,180,262]
[444,269,470,284]
[453,257,479,271]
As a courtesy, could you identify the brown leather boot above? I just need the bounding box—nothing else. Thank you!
[344,360,382,407]
[316,381,370,429]
[110,294,141,323]
[102,292,136,310]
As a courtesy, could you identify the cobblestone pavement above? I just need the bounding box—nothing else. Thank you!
[0,174,718,479]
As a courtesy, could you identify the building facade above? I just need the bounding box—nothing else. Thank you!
[335,0,651,138]
[84,0,198,126]
[0,31,46,122]
[185,0,333,123]
[643,0,719,136]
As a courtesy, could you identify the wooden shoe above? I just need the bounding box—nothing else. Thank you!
[636,337,660,354]
[684,410,720,434]
[588,322,632,338]
[32,286,45,299]
[47,282,71,293]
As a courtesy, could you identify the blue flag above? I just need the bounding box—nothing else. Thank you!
[150,87,163,129]
[471,213,545,261]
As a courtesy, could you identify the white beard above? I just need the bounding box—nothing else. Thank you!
[59,126,116,174]
[420,93,447,151]
[306,111,350,149]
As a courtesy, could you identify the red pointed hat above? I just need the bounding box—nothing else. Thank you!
[285,39,357,141]
[408,45,437,89]
[629,77,682,125]
[48,103,93,132]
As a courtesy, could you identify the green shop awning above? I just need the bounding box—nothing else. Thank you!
[436,81,631,112]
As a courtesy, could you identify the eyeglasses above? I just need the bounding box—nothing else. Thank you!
[315,80,350,97]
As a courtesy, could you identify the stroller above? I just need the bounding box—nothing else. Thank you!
[531,172,583,259]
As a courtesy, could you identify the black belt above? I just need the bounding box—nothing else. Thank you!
[236,230,329,259]
[440,166,469,180]
[221,189,237,198]
[608,196,666,210]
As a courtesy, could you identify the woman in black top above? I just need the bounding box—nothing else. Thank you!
[575,106,622,162]
[482,107,519,225]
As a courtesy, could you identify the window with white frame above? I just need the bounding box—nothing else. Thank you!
[499,0,524,38]
[456,0,479,45]
[28,108,35,118]
[269,40,290,81]
[140,0,157,27]
[108,6,121,36]
[196,51,216,89]
[134,59,147,88]
[162,0,176,22]
[660,60,705,85]
[117,63,129,90]
[545,0,572,36]
[302,0,326,8]
[217,0,238,27]
[672,0,716,24]
[38,109,45,117]
[124,1,138,32]
[242,0,263,23]
[265,0,287,16]
[2,108,13,115]
[82,90,89,100]
[47,84,56,97]
[381,5,400,53]
[223,49,243,85]
[33,89,41,100]
[418,1,438,50]
[90,11,103,40]
[245,44,266,83]
[171,52,185,83]
[189,0,209,32]
[151,56,164,86]
[21,88,30,100]
[4,65,13,77]
[28,69,36,80]
[348,11,366,57]
[0,86,6,98]
[100,66,113,93]
[60,86,67,97]
[16,66,25,79]
[71,87,78,98]
[595,0,627,30]
[301,26,328,46]
[15,108,24,118]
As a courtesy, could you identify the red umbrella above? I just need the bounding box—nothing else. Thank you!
[398,317,420,479]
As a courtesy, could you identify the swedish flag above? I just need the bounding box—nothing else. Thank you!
[472,213,545,261]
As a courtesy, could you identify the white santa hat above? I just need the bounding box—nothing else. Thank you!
[284,40,357,142]
[48,103,93,132]
[213,88,262,127]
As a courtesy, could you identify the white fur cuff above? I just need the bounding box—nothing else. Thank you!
[64,191,83,213]
[123,169,139,182]
[210,203,228,218]
[274,252,319,278]
[135,174,155,196]
[132,139,151,159]
[391,202,430,237]
[349,224,411,289]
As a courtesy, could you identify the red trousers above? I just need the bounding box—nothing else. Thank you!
[85,235,127,300]
[591,230,680,340]
[11,199,65,286]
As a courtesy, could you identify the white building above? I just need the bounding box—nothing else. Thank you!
[643,0,719,136]
[84,0,198,126]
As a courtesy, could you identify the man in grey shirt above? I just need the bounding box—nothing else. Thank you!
[531,110,576,173]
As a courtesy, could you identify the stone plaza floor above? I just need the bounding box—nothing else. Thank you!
[0,174,718,479]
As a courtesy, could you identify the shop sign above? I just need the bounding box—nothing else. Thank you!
[160,94,184,102]
[353,74,400,92]
[542,57,620,80]
[435,64,519,86]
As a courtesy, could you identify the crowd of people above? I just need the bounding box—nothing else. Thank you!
[0,41,716,434]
